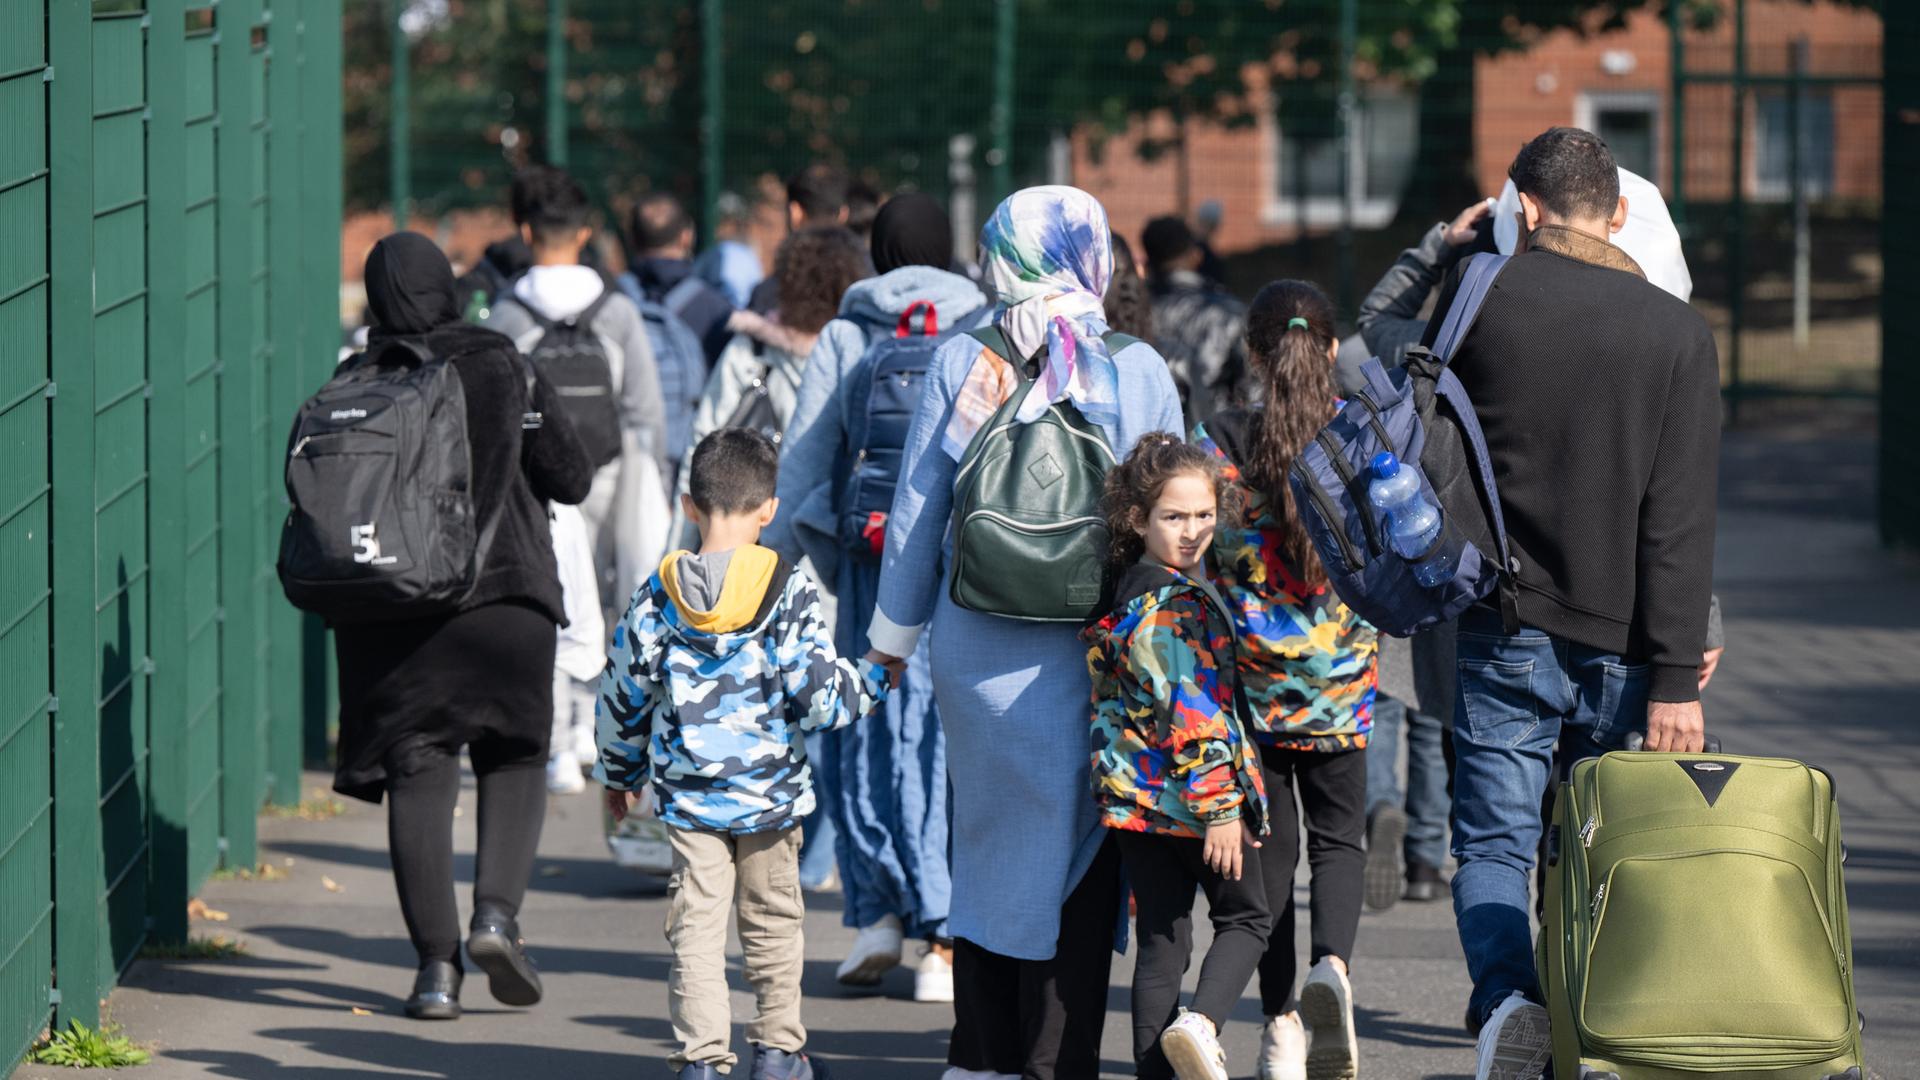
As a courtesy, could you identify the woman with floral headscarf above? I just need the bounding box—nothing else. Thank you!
[867,188,1184,1078]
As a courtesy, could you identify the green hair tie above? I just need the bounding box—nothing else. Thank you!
[1288,317,1309,331]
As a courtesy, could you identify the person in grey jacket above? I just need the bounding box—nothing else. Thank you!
[481,165,668,617]
[1142,215,1249,425]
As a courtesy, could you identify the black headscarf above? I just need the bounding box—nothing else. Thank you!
[364,231,512,357]
[869,193,953,275]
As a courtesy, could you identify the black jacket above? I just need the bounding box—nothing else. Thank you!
[363,233,595,625]
[1424,225,1720,702]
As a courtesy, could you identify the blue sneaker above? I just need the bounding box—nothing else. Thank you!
[750,1046,831,1080]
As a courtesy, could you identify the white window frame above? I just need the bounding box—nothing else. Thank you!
[1574,90,1664,184]
[1259,91,1412,229]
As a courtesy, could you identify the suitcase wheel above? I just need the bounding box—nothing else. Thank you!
[1820,1069,1862,1080]
[1576,1069,1620,1080]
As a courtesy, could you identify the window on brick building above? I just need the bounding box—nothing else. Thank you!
[1576,91,1662,183]
[1265,88,1418,228]
[1754,90,1834,201]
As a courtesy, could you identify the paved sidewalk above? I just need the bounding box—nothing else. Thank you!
[21,417,1917,1080]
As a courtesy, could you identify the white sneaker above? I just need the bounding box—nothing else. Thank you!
[1257,1012,1308,1080]
[1299,958,1358,1080]
[546,753,587,795]
[1474,991,1552,1080]
[1159,1008,1229,1080]
[571,726,597,771]
[914,946,955,1003]
[835,914,903,986]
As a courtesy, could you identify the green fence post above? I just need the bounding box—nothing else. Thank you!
[989,0,1014,206]
[265,0,306,808]
[390,0,408,229]
[1335,0,1357,319]
[215,0,263,870]
[301,0,342,770]
[1729,0,1746,419]
[48,0,103,1030]
[147,0,194,947]
[1668,0,1687,230]
[701,0,722,243]
[546,0,567,166]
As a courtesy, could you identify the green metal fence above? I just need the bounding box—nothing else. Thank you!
[1,1,340,1071]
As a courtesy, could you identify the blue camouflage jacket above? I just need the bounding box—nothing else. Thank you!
[593,551,888,834]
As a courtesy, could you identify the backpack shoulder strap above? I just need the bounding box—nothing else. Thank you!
[574,287,615,329]
[661,275,705,316]
[1100,330,1143,353]
[964,326,1010,362]
[1428,252,1509,361]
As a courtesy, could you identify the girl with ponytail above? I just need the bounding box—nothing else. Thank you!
[1191,280,1379,1080]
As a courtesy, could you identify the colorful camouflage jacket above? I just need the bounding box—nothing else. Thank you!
[1194,411,1378,751]
[593,546,888,834]
[1084,562,1268,840]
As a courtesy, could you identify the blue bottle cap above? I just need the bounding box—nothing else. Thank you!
[1370,451,1399,479]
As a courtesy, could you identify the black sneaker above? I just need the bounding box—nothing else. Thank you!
[467,906,543,1007]
[404,959,462,1020]
[1364,805,1408,911]
[1404,862,1445,902]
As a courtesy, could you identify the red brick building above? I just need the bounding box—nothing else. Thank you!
[1073,0,1883,257]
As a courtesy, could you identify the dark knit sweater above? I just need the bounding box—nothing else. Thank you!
[1424,226,1721,702]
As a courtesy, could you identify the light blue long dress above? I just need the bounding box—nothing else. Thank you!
[868,331,1183,960]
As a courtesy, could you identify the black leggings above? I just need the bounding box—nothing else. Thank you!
[1255,745,1368,1016]
[948,835,1122,1080]
[385,733,549,966]
[1118,829,1273,1079]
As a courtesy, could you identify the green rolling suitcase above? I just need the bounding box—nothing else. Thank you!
[1538,742,1864,1080]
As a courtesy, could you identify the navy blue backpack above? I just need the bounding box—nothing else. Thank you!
[838,300,951,561]
[1287,252,1520,638]
[616,273,709,480]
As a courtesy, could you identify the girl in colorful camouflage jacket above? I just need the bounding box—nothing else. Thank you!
[1191,280,1380,1080]
[1084,433,1271,1080]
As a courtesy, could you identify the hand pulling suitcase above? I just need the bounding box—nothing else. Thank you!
[1538,736,1864,1080]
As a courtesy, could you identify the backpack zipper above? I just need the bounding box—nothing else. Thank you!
[1353,390,1398,454]
[1292,464,1363,573]
[1317,429,1383,556]
[961,509,1105,534]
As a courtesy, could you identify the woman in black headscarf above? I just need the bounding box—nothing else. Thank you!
[335,232,593,1019]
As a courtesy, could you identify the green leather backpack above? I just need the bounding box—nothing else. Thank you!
[948,327,1138,622]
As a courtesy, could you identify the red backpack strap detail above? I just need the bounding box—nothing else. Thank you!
[895,300,939,339]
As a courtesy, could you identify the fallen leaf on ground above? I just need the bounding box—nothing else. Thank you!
[187,899,230,923]
[350,1007,372,1016]
[538,865,565,878]
[320,876,343,893]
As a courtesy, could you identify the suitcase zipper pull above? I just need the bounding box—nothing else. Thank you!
[1579,814,1597,848]
[1590,882,1607,918]
[289,435,311,458]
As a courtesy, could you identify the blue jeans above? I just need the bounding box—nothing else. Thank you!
[1450,606,1649,1030]
[1365,694,1451,870]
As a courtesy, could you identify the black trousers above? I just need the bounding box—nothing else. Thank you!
[1255,745,1368,1016]
[1118,829,1273,1079]
[949,835,1123,1080]
[385,732,549,966]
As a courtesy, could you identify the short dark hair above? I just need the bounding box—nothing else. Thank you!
[786,163,850,224]
[1140,215,1196,271]
[1508,127,1620,223]
[510,164,592,248]
[687,428,779,514]
[628,192,693,254]
[845,179,881,238]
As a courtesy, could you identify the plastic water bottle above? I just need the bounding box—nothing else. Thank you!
[1367,451,1455,588]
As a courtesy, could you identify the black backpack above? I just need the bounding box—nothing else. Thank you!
[522,291,622,468]
[277,339,488,624]
[722,341,786,446]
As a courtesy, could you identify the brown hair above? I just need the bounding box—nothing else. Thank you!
[772,225,869,335]
[1101,432,1243,567]
[1242,280,1338,589]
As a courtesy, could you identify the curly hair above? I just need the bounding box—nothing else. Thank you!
[1242,279,1338,590]
[772,225,870,335]
[1101,432,1243,567]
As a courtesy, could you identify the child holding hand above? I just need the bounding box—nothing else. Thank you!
[1084,433,1272,1080]
[596,428,896,1080]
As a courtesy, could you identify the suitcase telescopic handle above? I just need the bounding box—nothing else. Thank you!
[1624,731,1723,754]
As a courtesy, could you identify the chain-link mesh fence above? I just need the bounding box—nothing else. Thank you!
[345,0,1884,405]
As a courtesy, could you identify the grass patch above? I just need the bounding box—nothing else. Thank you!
[208,862,288,882]
[26,1021,151,1068]
[137,934,245,961]
[262,793,345,821]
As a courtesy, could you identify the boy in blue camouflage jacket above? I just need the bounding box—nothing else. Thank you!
[596,428,891,1080]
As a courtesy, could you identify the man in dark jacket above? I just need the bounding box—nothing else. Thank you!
[747,164,851,315]
[1432,128,1721,1079]
[1142,215,1248,425]
[626,192,736,368]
